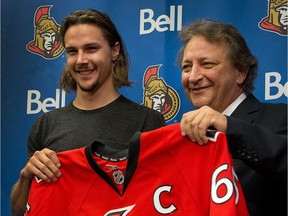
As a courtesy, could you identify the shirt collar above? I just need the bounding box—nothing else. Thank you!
[222,93,247,116]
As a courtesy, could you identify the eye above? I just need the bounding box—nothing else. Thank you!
[182,64,192,73]
[202,61,216,69]
[65,48,77,56]
[86,46,97,52]
[85,45,100,53]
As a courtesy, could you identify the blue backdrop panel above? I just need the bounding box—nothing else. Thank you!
[1,0,287,215]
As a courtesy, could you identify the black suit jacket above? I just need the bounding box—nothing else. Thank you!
[226,94,287,216]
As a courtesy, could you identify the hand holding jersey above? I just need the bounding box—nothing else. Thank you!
[180,106,228,145]
[25,124,248,215]
[21,149,61,183]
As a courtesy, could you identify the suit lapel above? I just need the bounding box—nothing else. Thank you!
[231,94,261,123]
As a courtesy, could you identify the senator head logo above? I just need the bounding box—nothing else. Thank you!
[26,5,64,59]
[104,205,135,216]
[142,65,180,122]
[259,0,288,36]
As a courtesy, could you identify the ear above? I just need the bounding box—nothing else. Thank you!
[236,68,248,85]
[112,42,120,61]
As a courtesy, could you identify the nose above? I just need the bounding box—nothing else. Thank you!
[76,50,88,64]
[188,65,203,83]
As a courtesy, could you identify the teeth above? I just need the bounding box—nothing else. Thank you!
[77,70,93,74]
[80,71,90,74]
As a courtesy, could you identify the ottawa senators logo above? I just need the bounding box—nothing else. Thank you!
[142,65,180,122]
[104,205,135,216]
[259,0,288,36]
[26,5,64,59]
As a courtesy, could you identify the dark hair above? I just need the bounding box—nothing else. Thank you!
[177,19,258,94]
[60,9,132,92]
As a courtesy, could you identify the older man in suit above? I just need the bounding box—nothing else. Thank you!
[178,19,287,216]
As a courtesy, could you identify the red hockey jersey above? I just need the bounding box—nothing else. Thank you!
[25,123,248,215]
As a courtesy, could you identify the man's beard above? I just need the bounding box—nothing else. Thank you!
[78,81,99,92]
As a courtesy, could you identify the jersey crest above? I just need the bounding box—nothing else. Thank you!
[104,204,135,216]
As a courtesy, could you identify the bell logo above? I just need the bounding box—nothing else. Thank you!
[140,5,182,35]
[265,72,288,100]
[27,89,66,114]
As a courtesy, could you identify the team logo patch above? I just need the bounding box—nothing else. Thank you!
[113,170,125,185]
[258,0,288,36]
[142,64,180,122]
[26,5,65,59]
[104,204,135,216]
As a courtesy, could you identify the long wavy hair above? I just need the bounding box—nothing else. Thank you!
[59,9,132,92]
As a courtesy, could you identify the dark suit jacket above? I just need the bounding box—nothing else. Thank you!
[226,94,287,216]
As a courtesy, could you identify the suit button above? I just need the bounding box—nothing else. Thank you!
[241,148,248,157]
[252,154,259,162]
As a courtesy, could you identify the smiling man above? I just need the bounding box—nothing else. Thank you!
[10,9,166,216]
[178,19,287,216]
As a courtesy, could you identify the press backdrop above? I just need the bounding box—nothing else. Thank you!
[1,0,287,215]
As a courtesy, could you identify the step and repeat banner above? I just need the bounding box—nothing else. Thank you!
[1,0,287,214]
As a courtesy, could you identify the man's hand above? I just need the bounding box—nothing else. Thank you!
[180,106,228,145]
[21,148,61,183]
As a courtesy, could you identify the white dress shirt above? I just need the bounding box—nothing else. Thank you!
[222,93,247,116]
